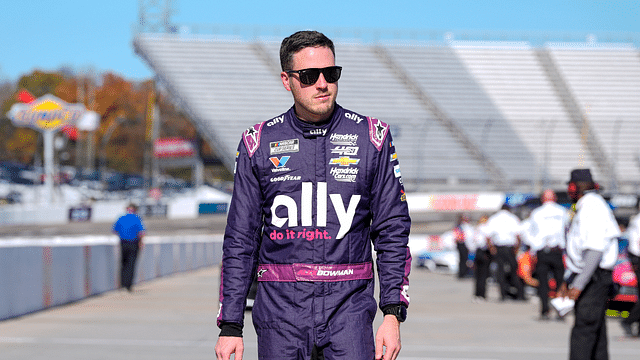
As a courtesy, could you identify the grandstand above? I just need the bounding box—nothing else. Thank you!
[133,28,640,194]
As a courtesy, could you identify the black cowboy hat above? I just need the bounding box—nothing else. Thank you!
[568,168,594,184]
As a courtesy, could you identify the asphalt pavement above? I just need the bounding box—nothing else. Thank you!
[1,265,639,360]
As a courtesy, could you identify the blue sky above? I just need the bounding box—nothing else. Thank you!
[1,0,638,82]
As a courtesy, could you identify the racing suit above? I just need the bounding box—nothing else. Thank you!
[217,104,411,360]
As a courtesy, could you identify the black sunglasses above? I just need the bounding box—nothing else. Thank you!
[286,66,342,85]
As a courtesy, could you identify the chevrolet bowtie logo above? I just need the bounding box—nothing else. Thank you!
[330,157,360,166]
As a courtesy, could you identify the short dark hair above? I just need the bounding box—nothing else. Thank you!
[280,30,335,71]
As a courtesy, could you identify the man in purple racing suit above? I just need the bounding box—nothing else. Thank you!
[215,30,411,360]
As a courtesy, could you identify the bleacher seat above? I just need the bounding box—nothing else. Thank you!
[548,44,640,190]
[134,33,640,193]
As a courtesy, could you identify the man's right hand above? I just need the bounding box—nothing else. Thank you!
[556,283,568,298]
[215,336,244,360]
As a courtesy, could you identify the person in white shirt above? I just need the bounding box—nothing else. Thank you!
[472,215,491,301]
[525,189,570,320]
[559,169,620,360]
[621,211,640,337]
[483,203,525,301]
[454,214,475,279]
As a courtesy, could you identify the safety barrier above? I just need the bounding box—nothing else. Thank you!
[0,196,230,226]
[0,234,223,321]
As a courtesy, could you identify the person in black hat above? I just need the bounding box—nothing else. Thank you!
[560,168,620,360]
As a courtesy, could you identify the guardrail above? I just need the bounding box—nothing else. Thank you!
[0,234,223,321]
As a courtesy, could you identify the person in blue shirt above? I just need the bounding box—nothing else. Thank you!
[113,203,145,292]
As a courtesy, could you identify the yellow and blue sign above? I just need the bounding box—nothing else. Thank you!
[7,94,85,132]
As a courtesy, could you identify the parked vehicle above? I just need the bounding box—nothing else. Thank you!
[411,232,466,274]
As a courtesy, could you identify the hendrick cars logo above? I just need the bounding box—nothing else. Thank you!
[7,94,85,131]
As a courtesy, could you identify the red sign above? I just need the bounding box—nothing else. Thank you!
[17,89,36,103]
[431,194,479,211]
[153,138,196,158]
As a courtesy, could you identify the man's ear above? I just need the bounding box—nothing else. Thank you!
[281,72,292,92]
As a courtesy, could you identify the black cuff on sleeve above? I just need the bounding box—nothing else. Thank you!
[219,322,243,337]
[381,303,405,313]
[381,303,407,322]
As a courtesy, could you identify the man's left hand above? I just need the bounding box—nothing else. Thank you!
[375,315,401,360]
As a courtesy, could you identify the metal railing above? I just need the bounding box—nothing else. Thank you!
[135,23,640,47]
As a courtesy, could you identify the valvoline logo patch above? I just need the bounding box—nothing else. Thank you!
[269,156,290,168]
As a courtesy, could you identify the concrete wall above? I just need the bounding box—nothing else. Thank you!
[0,203,70,226]
[0,196,230,226]
[0,234,223,321]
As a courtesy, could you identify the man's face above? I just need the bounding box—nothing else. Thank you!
[568,182,579,203]
[281,46,338,123]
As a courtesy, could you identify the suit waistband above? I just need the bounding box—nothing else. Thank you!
[256,262,373,282]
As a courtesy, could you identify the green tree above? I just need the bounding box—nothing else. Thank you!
[1,70,230,182]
